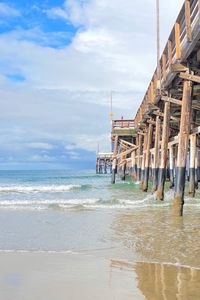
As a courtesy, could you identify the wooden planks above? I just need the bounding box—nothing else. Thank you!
[179,72,200,83]
[185,0,192,42]
[175,22,181,60]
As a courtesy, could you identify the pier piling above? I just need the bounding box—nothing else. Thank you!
[173,79,192,216]
[152,116,161,192]
[189,134,196,197]
[156,102,170,201]
[143,123,153,192]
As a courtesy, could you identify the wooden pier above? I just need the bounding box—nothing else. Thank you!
[96,153,113,174]
[98,0,200,216]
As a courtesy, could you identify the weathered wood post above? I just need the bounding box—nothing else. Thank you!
[104,159,107,174]
[99,160,103,174]
[189,134,196,197]
[137,134,142,182]
[169,145,175,188]
[131,150,137,180]
[173,79,192,216]
[152,116,161,191]
[121,162,126,181]
[156,102,170,201]
[111,135,118,184]
[143,123,153,191]
[195,147,199,189]
[96,158,99,174]
[140,131,148,188]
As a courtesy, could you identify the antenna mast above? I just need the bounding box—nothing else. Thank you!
[110,91,113,120]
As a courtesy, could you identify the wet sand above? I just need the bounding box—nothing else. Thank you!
[1,189,200,299]
[0,252,143,300]
[0,251,200,300]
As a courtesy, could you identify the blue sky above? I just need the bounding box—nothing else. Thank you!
[0,0,184,170]
[0,1,79,47]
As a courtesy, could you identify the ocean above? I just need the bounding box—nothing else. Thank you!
[0,169,156,253]
[1,170,200,299]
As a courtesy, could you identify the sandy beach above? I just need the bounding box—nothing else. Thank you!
[0,251,143,300]
[0,171,200,299]
[0,251,200,300]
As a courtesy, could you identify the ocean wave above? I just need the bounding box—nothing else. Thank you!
[0,195,171,211]
[0,184,91,193]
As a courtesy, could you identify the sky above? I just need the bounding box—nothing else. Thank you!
[0,0,184,170]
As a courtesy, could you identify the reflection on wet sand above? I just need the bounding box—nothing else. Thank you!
[111,209,200,267]
[111,260,200,300]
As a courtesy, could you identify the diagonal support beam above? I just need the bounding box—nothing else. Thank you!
[116,146,138,160]
[120,140,136,148]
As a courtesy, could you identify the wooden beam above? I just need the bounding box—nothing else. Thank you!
[116,147,137,159]
[170,63,188,73]
[118,159,127,166]
[119,143,129,151]
[161,95,182,106]
[150,81,154,102]
[179,72,200,84]
[120,140,136,148]
[175,22,181,60]
[152,110,179,122]
[185,0,192,42]
[168,40,172,66]
[162,54,167,81]
[192,105,200,111]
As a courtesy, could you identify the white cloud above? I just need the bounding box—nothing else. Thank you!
[45,7,69,20]
[26,143,54,150]
[0,2,20,17]
[65,144,77,151]
[29,154,56,162]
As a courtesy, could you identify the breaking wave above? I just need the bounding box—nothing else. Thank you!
[0,194,172,211]
[0,184,91,193]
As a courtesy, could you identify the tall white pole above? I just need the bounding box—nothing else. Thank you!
[156,0,161,93]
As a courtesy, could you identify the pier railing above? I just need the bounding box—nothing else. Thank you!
[97,153,113,159]
[134,0,200,128]
[112,120,134,129]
